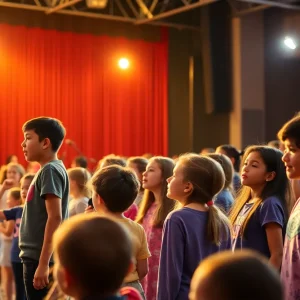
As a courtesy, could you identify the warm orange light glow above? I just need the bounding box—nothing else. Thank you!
[118,58,129,69]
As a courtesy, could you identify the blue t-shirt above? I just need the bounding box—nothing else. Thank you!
[233,172,241,192]
[157,207,231,300]
[232,196,286,258]
[214,189,234,214]
[3,206,23,263]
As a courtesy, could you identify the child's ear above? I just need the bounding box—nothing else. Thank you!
[266,171,276,182]
[42,138,51,150]
[183,182,193,194]
[94,193,108,213]
[57,267,74,295]
[95,193,105,206]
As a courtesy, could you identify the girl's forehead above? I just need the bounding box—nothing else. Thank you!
[148,160,159,168]
[174,161,184,172]
[246,151,262,160]
[284,138,297,147]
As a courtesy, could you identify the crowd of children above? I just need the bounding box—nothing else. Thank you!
[0,114,299,300]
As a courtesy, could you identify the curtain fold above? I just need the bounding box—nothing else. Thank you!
[0,24,168,168]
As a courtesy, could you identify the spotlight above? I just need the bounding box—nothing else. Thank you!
[86,0,107,9]
[284,36,297,50]
[118,58,129,70]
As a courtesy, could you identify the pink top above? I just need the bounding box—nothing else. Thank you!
[120,286,143,300]
[124,203,138,221]
[141,202,163,300]
[281,198,300,300]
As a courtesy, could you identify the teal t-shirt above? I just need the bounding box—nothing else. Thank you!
[19,160,69,261]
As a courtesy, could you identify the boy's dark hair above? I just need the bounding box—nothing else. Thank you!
[91,165,140,213]
[74,156,88,169]
[278,114,300,148]
[192,250,283,300]
[22,117,66,152]
[53,214,132,298]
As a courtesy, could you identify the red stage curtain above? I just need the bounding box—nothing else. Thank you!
[0,24,168,169]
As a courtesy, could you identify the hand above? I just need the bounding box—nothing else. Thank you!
[85,205,95,214]
[2,179,15,191]
[33,263,49,290]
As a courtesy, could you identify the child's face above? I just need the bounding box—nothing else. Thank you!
[241,151,274,188]
[6,193,19,209]
[21,178,32,201]
[21,130,44,162]
[282,138,300,179]
[142,161,163,191]
[6,166,21,184]
[166,162,188,202]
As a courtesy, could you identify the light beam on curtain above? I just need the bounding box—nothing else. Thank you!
[0,24,168,168]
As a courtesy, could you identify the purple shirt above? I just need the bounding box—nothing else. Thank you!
[281,198,300,300]
[157,207,231,300]
[232,196,285,258]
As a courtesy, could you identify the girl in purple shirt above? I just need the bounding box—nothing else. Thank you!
[157,154,231,300]
[230,146,290,270]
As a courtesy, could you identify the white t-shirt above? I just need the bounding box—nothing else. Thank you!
[68,196,89,217]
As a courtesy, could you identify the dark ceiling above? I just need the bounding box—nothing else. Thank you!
[0,0,300,30]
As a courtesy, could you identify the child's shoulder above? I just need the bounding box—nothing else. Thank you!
[262,196,283,207]
[167,207,205,222]
[258,196,285,217]
[120,218,145,234]
[40,161,66,176]
[14,205,24,213]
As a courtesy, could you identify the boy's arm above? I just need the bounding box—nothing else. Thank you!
[136,258,148,280]
[33,194,62,290]
[136,226,150,280]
